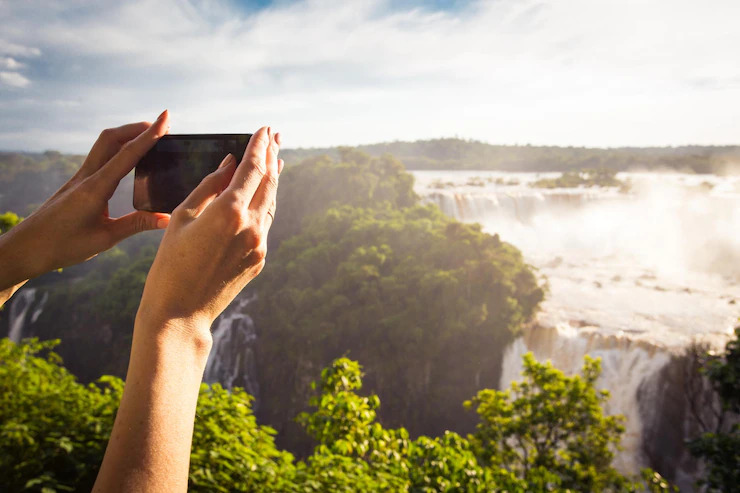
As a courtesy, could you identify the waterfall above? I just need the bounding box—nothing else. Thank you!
[500,324,671,474]
[203,293,260,402]
[414,170,740,490]
[7,288,48,343]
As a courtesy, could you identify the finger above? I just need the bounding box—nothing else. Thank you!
[106,210,171,244]
[274,133,283,174]
[95,110,170,192]
[265,130,279,175]
[226,126,271,202]
[249,131,280,224]
[80,121,152,177]
[177,154,237,218]
[250,178,279,231]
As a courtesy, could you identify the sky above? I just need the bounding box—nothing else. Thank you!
[1,0,739,152]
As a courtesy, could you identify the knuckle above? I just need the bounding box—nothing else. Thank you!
[171,205,188,221]
[247,155,267,176]
[243,225,264,251]
[250,244,267,263]
[98,128,115,143]
[220,203,247,234]
[119,140,143,161]
[120,140,136,154]
[264,171,280,190]
[134,214,150,233]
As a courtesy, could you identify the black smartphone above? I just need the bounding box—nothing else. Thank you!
[133,134,252,213]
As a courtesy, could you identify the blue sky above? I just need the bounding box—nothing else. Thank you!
[1,0,739,152]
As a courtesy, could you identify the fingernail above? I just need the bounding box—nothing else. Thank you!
[278,159,284,174]
[275,132,282,146]
[156,109,168,122]
[219,153,236,169]
[267,126,272,138]
[156,217,170,229]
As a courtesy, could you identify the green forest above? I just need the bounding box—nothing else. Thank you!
[0,146,738,491]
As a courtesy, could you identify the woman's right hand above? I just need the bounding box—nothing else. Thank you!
[136,126,282,342]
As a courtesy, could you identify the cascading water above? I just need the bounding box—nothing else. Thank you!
[7,288,48,343]
[414,170,740,490]
[500,324,671,474]
[203,292,260,403]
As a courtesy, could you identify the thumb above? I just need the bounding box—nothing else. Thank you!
[108,211,170,243]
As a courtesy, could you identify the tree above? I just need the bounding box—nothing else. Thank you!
[0,338,120,492]
[1,339,674,492]
[296,358,411,492]
[269,149,417,248]
[189,384,296,492]
[687,326,740,492]
[0,211,21,234]
[465,352,630,492]
[254,204,543,451]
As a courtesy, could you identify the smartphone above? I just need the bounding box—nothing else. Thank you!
[133,134,252,213]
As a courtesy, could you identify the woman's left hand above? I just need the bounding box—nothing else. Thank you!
[0,110,172,291]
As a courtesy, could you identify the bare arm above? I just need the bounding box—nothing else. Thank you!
[93,126,282,492]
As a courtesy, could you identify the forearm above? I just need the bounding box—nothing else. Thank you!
[93,315,212,493]
[0,232,32,306]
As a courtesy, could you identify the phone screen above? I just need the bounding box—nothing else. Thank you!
[133,134,252,213]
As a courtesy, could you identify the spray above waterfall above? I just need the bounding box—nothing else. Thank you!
[416,170,740,349]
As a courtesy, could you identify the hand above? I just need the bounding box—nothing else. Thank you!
[0,111,172,290]
[136,126,282,337]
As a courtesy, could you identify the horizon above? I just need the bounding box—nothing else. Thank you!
[3,136,740,156]
[2,0,740,152]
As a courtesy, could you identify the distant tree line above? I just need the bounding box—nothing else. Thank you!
[280,140,740,174]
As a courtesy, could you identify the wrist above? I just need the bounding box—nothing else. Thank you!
[134,306,214,360]
[0,222,44,289]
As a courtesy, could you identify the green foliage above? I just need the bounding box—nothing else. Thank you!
[465,352,629,492]
[0,338,121,492]
[688,326,740,492]
[190,384,296,492]
[1,339,674,492]
[532,168,625,189]
[270,148,417,246]
[0,211,22,234]
[255,203,543,448]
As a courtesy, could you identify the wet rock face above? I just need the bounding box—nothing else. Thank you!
[203,293,260,403]
[638,356,695,489]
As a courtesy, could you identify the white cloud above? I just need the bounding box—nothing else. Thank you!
[0,71,31,88]
[0,39,41,58]
[0,57,24,70]
[1,0,740,151]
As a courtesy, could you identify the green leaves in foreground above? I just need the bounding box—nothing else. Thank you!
[0,338,121,492]
[0,339,675,492]
[465,354,627,491]
[0,211,22,235]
